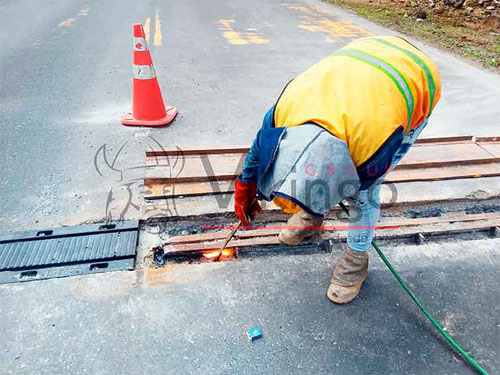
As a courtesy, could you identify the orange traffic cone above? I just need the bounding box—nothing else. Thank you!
[121,23,178,127]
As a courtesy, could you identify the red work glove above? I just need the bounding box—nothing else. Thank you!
[234,178,262,226]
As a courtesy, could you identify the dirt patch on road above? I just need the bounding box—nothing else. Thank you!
[327,0,500,70]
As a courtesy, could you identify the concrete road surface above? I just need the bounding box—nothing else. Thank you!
[1,0,500,232]
[2,238,500,374]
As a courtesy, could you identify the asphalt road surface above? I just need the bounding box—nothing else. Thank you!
[2,238,500,374]
[1,0,500,232]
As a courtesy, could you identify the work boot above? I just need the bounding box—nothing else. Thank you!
[278,210,324,245]
[327,247,368,304]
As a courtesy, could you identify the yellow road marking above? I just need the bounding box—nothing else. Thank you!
[218,19,235,29]
[285,3,372,42]
[246,32,270,44]
[218,19,248,45]
[286,4,311,12]
[224,31,248,45]
[144,17,151,42]
[217,19,269,45]
[59,18,76,27]
[298,19,369,42]
[154,10,162,46]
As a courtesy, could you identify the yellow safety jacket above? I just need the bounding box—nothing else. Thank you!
[273,36,441,167]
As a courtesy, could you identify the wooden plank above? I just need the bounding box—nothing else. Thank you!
[414,135,474,144]
[145,137,499,171]
[477,141,500,158]
[164,236,282,253]
[146,146,249,157]
[167,229,281,245]
[145,180,234,199]
[371,218,500,240]
[381,211,500,226]
[145,141,497,184]
[162,217,500,254]
[142,176,500,219]
[145,138,474,158]
[145,153,246,167]
[147,137,474,157]
[384,161,500,183]
[398,142,495,167]
[145,153,246,183]
[164,212,500,245]
[145,161,500,200]
[476,136,500,142]
[364,218,500,241]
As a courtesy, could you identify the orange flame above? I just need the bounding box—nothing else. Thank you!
[202,248,235,260]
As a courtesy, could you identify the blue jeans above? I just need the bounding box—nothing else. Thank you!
[346,119,429,251]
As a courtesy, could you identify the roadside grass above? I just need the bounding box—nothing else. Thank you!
[327,0,500,70]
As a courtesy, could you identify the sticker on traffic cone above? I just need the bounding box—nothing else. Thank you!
[121,23,178,127]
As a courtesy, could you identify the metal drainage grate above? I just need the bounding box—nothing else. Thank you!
[0,221,139,284]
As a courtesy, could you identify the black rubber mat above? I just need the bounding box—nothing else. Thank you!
[0,221,139,283]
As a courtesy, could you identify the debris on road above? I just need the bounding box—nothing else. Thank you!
[246,327,263,341]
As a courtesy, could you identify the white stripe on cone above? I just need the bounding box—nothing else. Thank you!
[133,37,148,51]
[133,64,156,79]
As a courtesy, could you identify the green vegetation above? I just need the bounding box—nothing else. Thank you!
[328,0,500,71]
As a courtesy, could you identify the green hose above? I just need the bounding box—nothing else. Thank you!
[338,202,488,375]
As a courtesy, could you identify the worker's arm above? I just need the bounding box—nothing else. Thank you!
[235,106,283,224]
[235,122,267,225]
[235,135,262,225]
[239,105,277,182]
[239,133,261,183]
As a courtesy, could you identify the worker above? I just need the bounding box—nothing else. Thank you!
[234,36,441,304]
